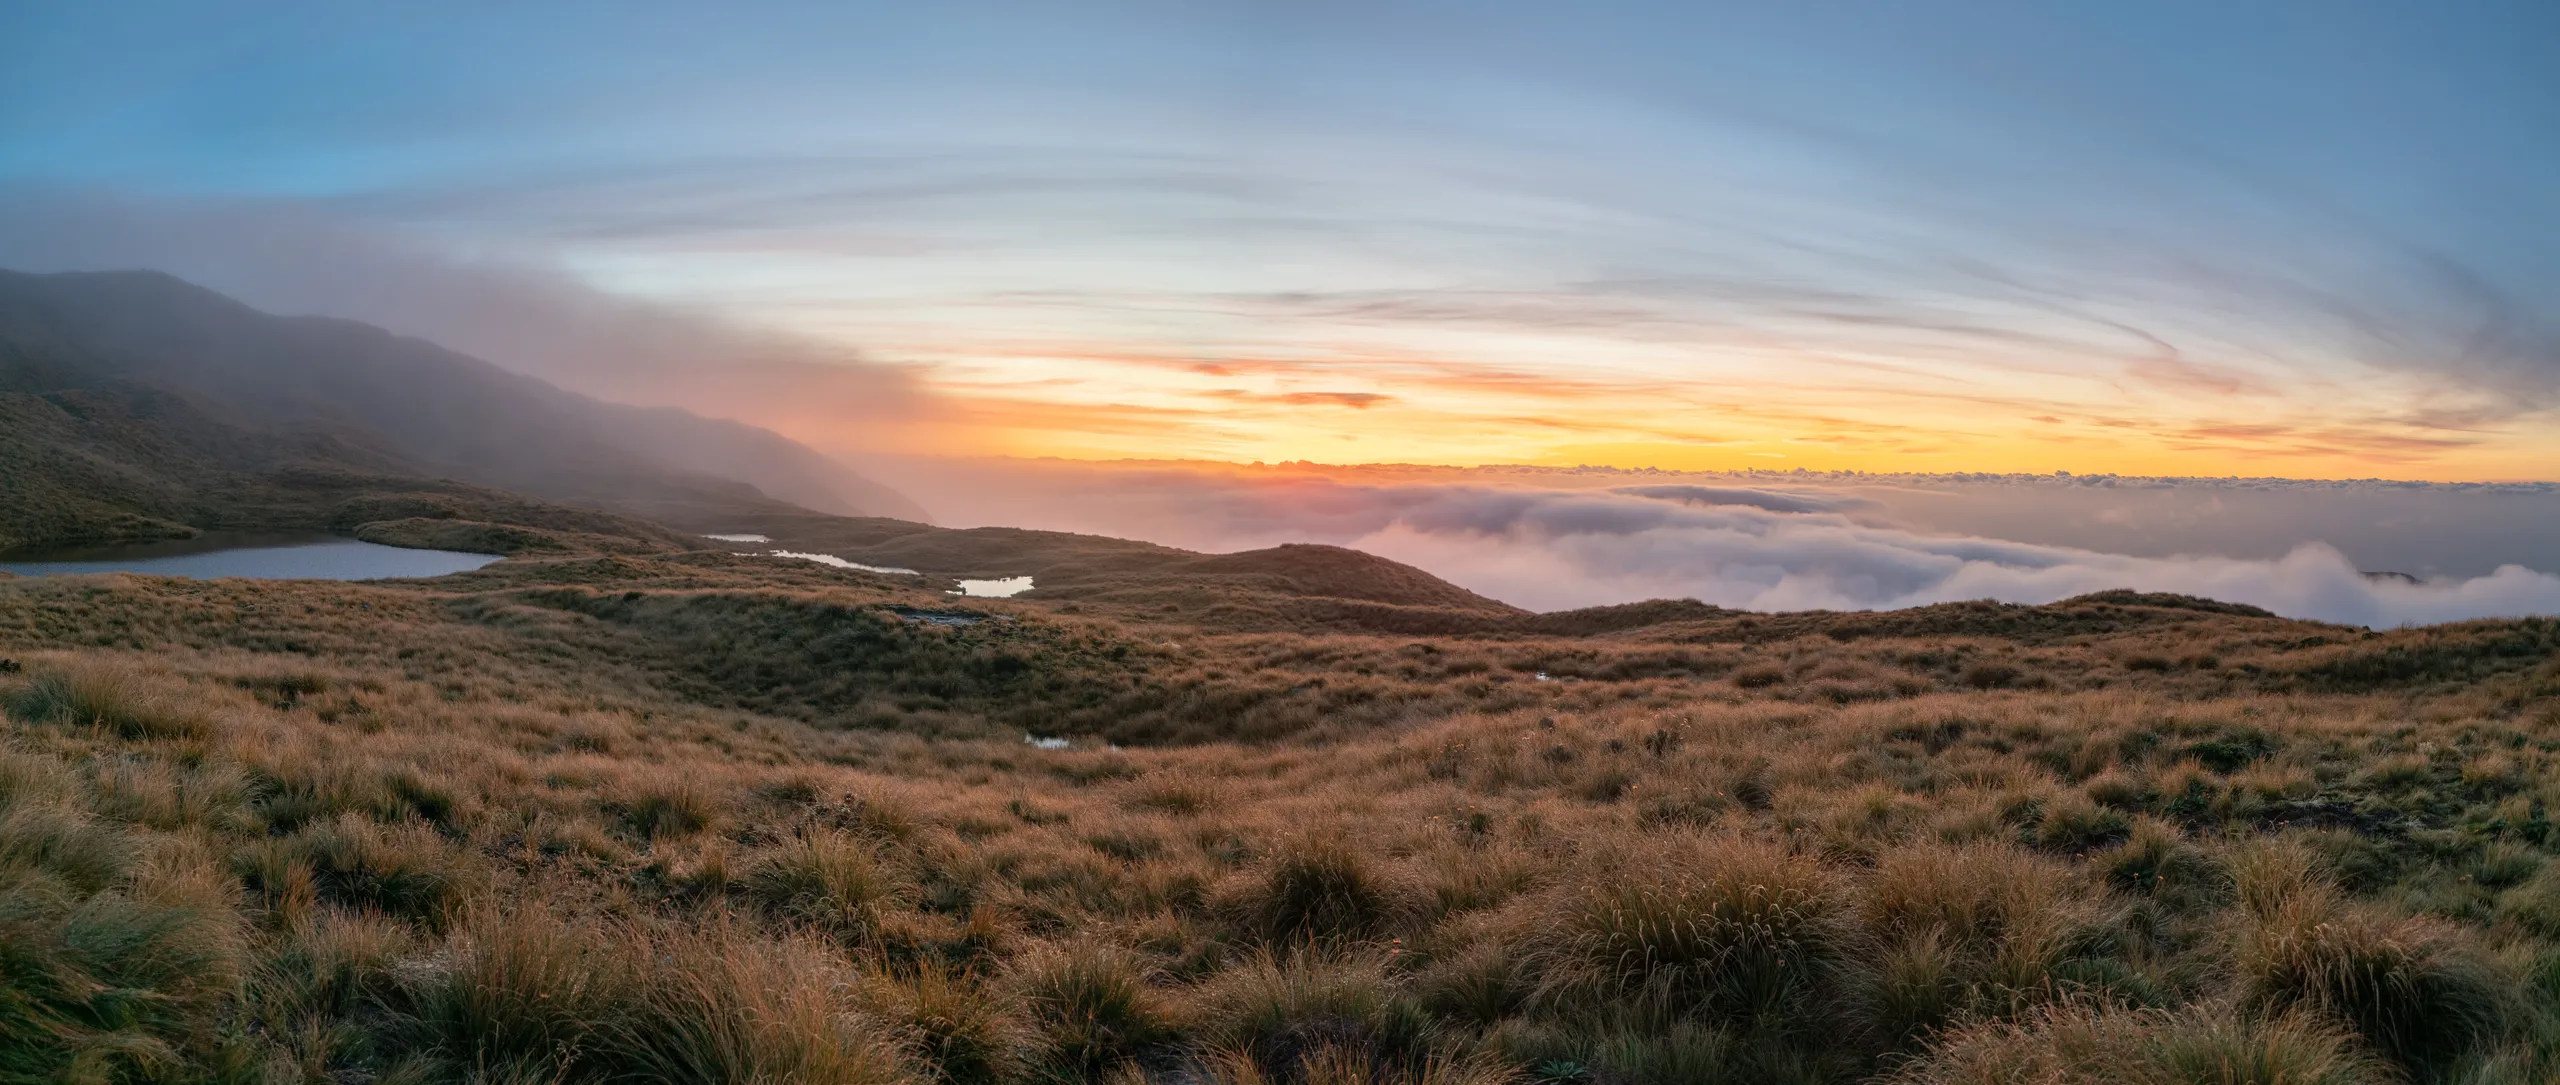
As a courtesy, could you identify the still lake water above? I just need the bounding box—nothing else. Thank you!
[952,576,1035,598]
[0,534,501,581]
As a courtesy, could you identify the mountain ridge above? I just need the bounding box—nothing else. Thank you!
[0,268,926,549]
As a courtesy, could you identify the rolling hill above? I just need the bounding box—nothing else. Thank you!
[0,268,924,551]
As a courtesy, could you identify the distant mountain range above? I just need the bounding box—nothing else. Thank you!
[0,269,924,551]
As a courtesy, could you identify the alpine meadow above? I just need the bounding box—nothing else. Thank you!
[10,484,2560,1084]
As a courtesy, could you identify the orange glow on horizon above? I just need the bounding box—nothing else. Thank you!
[820,339,2560,484]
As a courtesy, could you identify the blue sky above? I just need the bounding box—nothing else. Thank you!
[4,1,2556,475]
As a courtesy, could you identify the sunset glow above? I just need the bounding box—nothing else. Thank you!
[873,331,2558,479]
[5,2,2555,482]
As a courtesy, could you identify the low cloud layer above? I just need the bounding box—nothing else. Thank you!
[1347,489,2560,626]
[875,458,2560,626]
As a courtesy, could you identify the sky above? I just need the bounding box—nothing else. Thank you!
[5,1,2558,479]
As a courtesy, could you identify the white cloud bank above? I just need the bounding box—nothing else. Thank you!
[1349,489,2560,627]
[873,459,2560,627]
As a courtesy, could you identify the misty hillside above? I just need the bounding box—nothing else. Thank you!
[0,371,702,553]
[0,269,923,549]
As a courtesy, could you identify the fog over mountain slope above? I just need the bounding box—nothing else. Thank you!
[0,269,925,548]
[0,189,941,472]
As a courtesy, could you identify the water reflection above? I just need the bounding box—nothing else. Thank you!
[770,551,920,575]
[0,534,500,581]
[950,576,1035,598]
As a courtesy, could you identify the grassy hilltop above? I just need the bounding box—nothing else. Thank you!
[9,270,2560,1084]
[6,525,2560,1085]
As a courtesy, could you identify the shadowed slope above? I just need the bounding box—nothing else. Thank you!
[0,371,691,554]
[0,269,925,549]
[677,513,1520,631]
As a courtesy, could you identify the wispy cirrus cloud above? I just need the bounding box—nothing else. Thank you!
[6,4,2556,477]
[1208,389,1395,409]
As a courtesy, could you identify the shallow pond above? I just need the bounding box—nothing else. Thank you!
[0,534,501,581]
[951,576,1035,598]
[770,551,920,575]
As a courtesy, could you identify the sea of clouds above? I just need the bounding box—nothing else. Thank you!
[875,459,2560,627]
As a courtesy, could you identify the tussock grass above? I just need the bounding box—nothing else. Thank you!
[597,926,908,1085]
[1856,843,2115,1041]
[862,963,1030,1084]
[1222,831,1423,944]
[614,773,719,840]
[7,661,209,741]
[2236,892,2516,1073]
[399,907,911,1084]
[1530,836,1849,1026]
[284,814,475,920]
[743,827,905,935]
[1196,951,1437,1083]
[1893,1002,2388,1085]
[1413,939,1527,1027]
[1005,938,1178,1079]
[402,904,633,1078]
[0,790,246,1083]
[1199,1043,1514,1085]
[4,564,2560,1081]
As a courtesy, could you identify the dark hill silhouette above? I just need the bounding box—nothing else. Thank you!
[669,510,1521,624]
[1180,544,1518,613]
[0,269,923,550]
[0,374,696,553]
